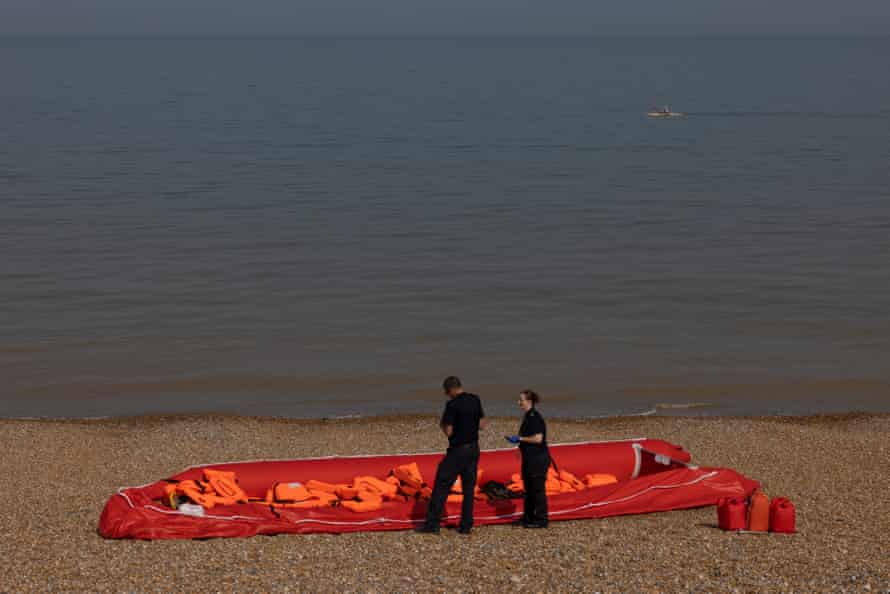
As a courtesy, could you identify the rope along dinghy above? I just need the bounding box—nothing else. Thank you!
[98,438,758,539]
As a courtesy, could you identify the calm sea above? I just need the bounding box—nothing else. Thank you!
[2,36,889,418]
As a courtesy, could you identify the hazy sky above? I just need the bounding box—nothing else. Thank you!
[2,0,889,36]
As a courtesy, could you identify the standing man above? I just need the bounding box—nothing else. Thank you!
[417,375,486,535]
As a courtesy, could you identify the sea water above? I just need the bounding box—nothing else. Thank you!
[2,36,889,418]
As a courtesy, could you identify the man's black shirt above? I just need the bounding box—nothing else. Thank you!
[441,392,485,447]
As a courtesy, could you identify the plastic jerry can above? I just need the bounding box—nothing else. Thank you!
[769,497,796,533]
[747,490,770,532]
[717,497,748,530]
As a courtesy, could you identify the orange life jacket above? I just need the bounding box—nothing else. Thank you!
[271,489,338,509]
[174,479,217,508]
[399,484,420,497]
[164,469,251,509]
[273,482,312,503]
[163,483,182,508]
[203,469,248,504]
[391,463,425,489]
[557,470,585,491]
[274,495,338,509]
[507,473,524,493]
[341,497,383,513]
[353,476,399,500]
[542,482,559,494]
[336,486,360,500]
[304,479,340,494]
[583,473,618,488]
[302,479,380,501]
[354,489,383,502]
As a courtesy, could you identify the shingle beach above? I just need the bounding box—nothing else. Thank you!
[0,413,887,593]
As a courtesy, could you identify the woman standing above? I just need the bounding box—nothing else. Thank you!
[506,389,549,528]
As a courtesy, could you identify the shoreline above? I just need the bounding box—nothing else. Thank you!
[1,413,887,592]
[2,410,888,425]
[5,377,889,419]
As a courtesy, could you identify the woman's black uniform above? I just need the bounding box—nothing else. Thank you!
[519,407,550,527]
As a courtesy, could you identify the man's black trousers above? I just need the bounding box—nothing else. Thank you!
[424,443,480,531]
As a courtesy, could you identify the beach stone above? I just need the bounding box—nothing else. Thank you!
[0,413,888,592]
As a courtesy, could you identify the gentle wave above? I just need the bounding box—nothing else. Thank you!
[655,402,714,410]
[585,408,658,420]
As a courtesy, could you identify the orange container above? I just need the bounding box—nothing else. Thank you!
[747,490,770,532]
[717,497,747,530]
[769,497,796,533]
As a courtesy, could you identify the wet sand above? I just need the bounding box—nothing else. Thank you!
[0,413,887,593]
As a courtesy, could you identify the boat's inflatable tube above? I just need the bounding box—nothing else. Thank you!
[98,438,758,539]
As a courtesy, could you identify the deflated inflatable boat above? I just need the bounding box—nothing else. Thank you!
[98,438,758,539]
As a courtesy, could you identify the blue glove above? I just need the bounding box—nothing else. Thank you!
[505,435,520,444]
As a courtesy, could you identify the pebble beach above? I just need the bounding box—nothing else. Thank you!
[0,413,887,593]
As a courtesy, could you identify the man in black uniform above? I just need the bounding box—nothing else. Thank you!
[417,376,486,535]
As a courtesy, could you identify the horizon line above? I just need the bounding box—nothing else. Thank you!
[2,31,889,40]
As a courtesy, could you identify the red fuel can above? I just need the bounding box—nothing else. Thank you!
[769,497,796,533]
[717,497,748,530]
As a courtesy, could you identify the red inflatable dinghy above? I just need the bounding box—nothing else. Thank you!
[98,438,758,539]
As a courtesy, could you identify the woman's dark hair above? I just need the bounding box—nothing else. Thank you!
[520,389,540,405]
[442,376,462,392]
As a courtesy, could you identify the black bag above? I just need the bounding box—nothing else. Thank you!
[481,480,523,500]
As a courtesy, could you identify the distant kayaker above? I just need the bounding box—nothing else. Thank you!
[506,389,550,528]
[417,376,486,535]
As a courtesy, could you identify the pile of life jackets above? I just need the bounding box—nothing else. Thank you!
[164,463,621,515]
[164,469,249,509]
[164,462,486,514]
[270,476,401,512]
[506,467,618,496]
